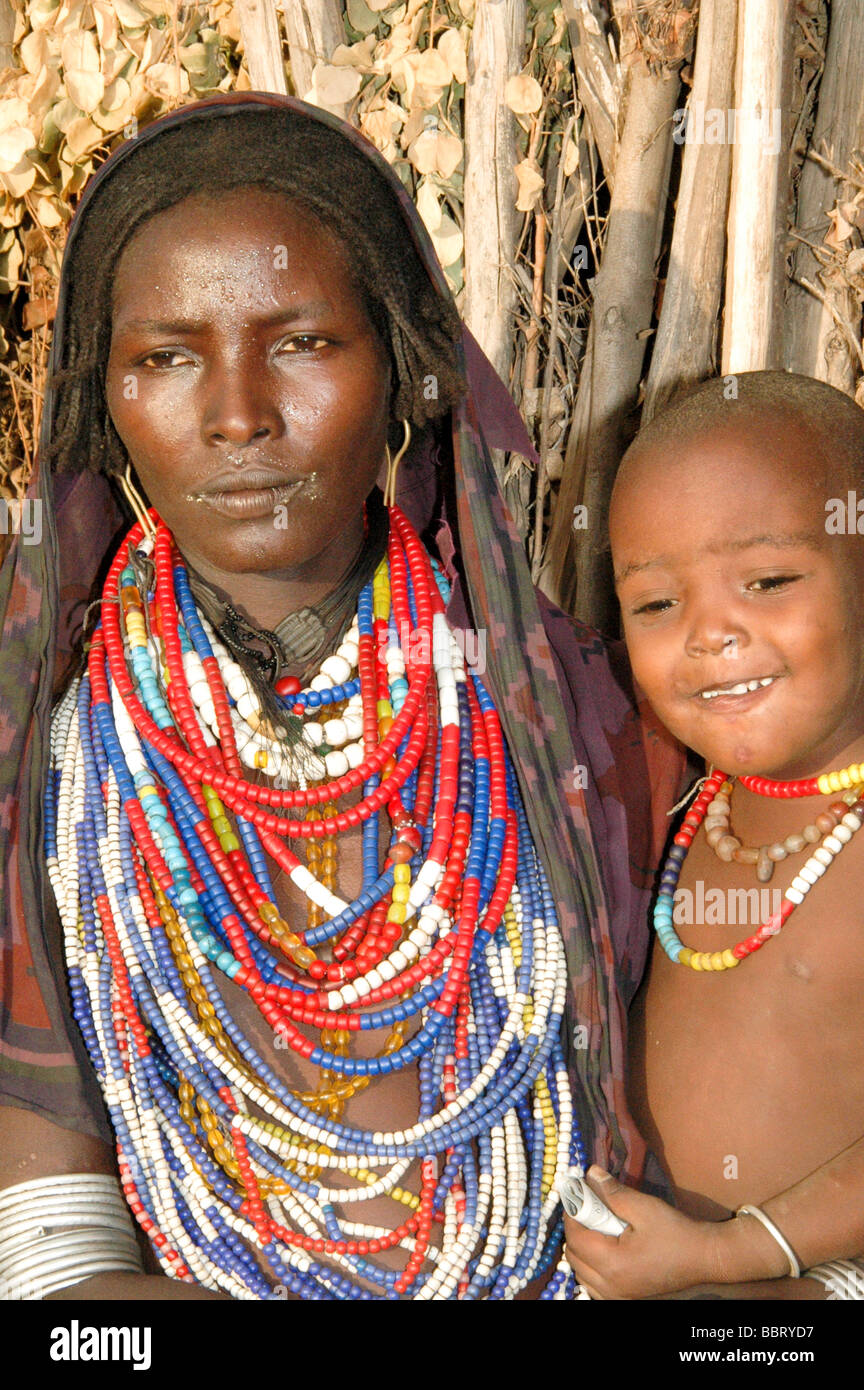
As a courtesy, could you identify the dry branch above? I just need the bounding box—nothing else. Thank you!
[562,0,620,190]
[545,61,682,625]
[279,0,345,101]
[463,0,529,533]
[784,0,864,393]
[722,0,793,372]
[236,0,288,95]
[643,0,738,420]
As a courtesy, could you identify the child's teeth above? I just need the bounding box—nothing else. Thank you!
[699,676,775,699]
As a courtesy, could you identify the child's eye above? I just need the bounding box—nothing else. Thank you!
[748,574,800,593]
[631,598,676,616]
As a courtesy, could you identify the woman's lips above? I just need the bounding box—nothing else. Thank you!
[192,479,305,519]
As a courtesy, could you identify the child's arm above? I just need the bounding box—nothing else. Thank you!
[564,1144,864,1300]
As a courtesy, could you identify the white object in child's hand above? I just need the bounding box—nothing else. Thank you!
[557,1169,629,1236]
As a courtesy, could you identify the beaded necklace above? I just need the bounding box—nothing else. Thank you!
[45,503,584,1300]
[655,769,864,972]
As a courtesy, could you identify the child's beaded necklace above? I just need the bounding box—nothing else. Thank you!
[655,768,864,972]
[45,503,584,1300]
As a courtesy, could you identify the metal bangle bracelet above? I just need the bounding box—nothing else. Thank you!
[0,1175,126,1206]
[735,1204,801,1279]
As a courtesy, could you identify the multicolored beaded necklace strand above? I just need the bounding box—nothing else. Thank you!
[654,769,864,972]
[45,503,584,1300]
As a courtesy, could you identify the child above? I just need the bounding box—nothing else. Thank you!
[564,370,864,1299]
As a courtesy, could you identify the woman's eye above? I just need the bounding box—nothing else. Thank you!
[277,334,329,353]
[138,349,193,368]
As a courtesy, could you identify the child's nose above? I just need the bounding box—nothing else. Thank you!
[684,610,748,660]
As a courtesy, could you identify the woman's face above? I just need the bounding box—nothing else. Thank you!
[105,186,392,607]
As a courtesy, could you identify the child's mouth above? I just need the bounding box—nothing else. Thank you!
[696,675,777,701]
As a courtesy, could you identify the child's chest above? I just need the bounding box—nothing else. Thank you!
[628,824,864,1215]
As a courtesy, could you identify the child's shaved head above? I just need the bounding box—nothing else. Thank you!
[624,371,864,493]
[609,371,864,780]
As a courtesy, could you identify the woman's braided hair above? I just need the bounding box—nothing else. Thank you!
[44,105,466,478]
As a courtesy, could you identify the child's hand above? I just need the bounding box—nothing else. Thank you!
[563,1166,720,1299]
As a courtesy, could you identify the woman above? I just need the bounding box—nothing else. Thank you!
[0,93,682,1300]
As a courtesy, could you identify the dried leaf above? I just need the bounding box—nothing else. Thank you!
[416,178,442,232]
[407,128,439,174]
[61,31,105,112]
[563,135,579,178]
[23,293,56,330]
[346,0,379,36]
[331,38,377,69]
[505,73,543,115]
[24,63,62,123]
[435,132,462,179]
[113,0,149,29]
[826,201,854,249]
[437,28,467,85]
[409,127,463,179]
[50,98,85,134]
[0,98,31,132]
[101,45,135,86]
[429,211,462,268]
[143,62,190,102]
[307,61,362,113]
[0,124,35,171]
[413,48,450,91]
[34,194,63,228]
[845,247,864,280]
[64,115,103,157]
[28,0,62,32]
[100,75,132,114]
[20,30,58,76]
[92,0,119,51]
[514,157,544,212]
[0,227,22,290]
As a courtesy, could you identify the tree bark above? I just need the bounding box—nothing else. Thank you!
[236,0,289,95]
[562,0,620,192]
[784,0,864,394]
[279,0,346,101]
[545,64,681,625]
[643,0,738,421]
[722,0,793,373]
[0,1,14,73]
[463,0,529,534]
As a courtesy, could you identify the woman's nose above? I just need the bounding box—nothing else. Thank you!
[201,357,284,447]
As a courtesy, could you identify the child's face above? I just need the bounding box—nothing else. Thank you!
[610,414,864,779]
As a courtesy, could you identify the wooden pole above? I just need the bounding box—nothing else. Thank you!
[279,0,345,101]
[546,63,681,623]
[643,0,738,421]
[561,0,620,193]
[784,0,864,394]
[463,0,529,534]
[236,0,288,95]
[0,0,14,73]
[722,0,793,374]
